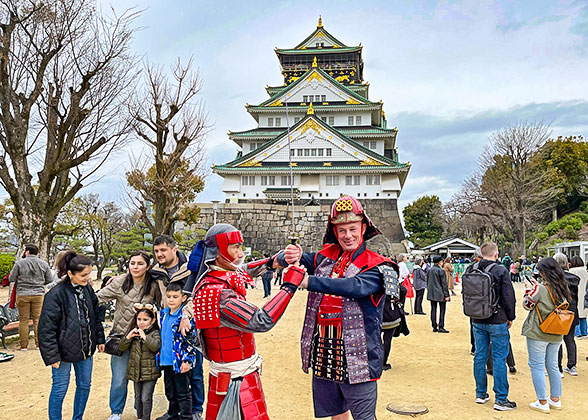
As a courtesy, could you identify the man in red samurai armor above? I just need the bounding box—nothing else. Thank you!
[184,223,306,420]
[277,195,398,420]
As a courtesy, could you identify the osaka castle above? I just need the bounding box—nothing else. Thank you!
[213,17,410,212]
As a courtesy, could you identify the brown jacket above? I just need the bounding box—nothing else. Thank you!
[97,275,161,335]
[119,325,161,382]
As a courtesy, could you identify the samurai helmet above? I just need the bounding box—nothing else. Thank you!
[204,223,244,264]
[323,195,381,244]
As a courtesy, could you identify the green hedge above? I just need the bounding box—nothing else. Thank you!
[544,212,588,237]
[0,254,15,279]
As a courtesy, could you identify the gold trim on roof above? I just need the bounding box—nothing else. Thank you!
[346,98,361,105]
[300,118,321,135]
[312,56,318,67]
[239,159,262,167]
[318,15,323,28]
[360,158,384,166]
[307,103,315,115]
[269,99,283,107]
[323,162,332,166]
[307,71,324,83]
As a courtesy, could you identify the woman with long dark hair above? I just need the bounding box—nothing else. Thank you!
[97,250,162,420]
[522,256,572,413]
[38,251,105,420]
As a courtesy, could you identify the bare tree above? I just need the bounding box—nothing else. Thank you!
[127,58,209,236]
[452,122,561,255]
[0,0,138,257]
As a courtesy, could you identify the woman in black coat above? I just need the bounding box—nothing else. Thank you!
[38,251,105,420]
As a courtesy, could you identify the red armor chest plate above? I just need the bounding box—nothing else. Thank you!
[202,326,256,363]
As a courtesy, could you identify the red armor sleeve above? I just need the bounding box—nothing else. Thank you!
[218,266,305,332]
[193,283,223,328]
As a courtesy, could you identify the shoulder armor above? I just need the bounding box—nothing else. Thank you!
[379,265,399,298]
[193,283,224,328]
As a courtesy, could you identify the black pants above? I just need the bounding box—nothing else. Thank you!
[486,342,516,370]
[558,324,577,370]
[134,380,157,420]
[382,327,397,365]
[162,366,192,420]
[430,301,446,329]
[470,319,476,353]
[415,289,425,314]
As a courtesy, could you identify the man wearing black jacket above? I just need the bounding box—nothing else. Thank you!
[472,242,517,411]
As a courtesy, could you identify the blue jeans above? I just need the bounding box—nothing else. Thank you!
[191,350,204,413]
[109,350,130,414]
[48,357,93,420]
[527,338,562,400]
[575,318,587,336]
[472,322,510,401]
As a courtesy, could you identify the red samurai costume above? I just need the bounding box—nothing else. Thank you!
[184,223,305,420]
[277,196,398,420]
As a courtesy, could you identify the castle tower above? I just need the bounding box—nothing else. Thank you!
[213,18,410,250]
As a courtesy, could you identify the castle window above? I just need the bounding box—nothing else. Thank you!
[326,148,332,156]
[328,116,334,125]
[356,116,362,125]
[297,149,303,156]
[268,117,274,127]
[268,176,275,186]
[290,149,295,156]
[354,175,360,185]
[321,117,327,122]
[321,95,326,102]
[326,175,339,186]
[366,175,381,185]
[294,117,300,123]
[348,116,354,126]
[370,140,376,149]
[318,149,324,157]
[275,117,281,127]
[304,149,310,157]
[281,175,292,186]
[303,95,308,103]
[311,149,317,156]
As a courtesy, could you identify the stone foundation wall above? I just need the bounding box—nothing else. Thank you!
[193,199,407,256]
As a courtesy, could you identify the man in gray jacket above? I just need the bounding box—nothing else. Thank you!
[426,256,450,333]
[8,244,53,350]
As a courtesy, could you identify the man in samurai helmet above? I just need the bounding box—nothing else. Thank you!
[185,223,306,420]
[278,195,396,420]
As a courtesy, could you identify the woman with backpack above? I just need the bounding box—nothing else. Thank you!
[522,256,572,413]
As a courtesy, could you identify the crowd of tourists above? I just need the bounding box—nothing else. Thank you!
[2,194,587,419]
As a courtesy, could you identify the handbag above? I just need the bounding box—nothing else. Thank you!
[104,333,124,356]
[535,286,574,335]
[9,281,17,309]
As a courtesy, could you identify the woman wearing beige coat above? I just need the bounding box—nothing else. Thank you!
[569,256,588,339]
[97,251,162,420]
[443,257,456,296]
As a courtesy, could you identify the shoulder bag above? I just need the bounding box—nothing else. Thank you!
[535,286,574,335]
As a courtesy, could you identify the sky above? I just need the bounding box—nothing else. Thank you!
[14,1,588,216]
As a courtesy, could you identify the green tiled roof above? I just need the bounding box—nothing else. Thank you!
[248,103,381,112]
[292,25,349,50]
[213,164,409,174]
[276,46,361,54]
[229,126,397,138]
[220,115,398,169]
[266,83,369,98]
[255,67,377,108]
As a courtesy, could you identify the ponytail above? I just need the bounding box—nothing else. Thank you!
[58,250,93,278]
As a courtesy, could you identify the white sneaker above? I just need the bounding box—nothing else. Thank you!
[560,371,564,378]
[529,400,550,413]
[548,398,561,410]
[563,366,578,376]
[108,415,122,420]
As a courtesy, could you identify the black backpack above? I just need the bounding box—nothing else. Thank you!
[462,263,499,319]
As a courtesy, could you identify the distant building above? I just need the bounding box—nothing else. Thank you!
[214,17,410,206]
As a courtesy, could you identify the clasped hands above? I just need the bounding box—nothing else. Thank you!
[283,244,309,289]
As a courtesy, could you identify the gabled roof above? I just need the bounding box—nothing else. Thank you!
[421,237,479,252]
[254,66,377,108]
[215,113,407,171]
[293,17,348,50]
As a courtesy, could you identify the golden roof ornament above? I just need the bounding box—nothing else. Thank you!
[318,15,323,28]
[307,102,315,115]
[312,56,318,68]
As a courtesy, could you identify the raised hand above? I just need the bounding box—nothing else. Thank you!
[284,244,303,264]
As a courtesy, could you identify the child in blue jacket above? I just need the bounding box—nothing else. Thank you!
[158,282,198,420]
